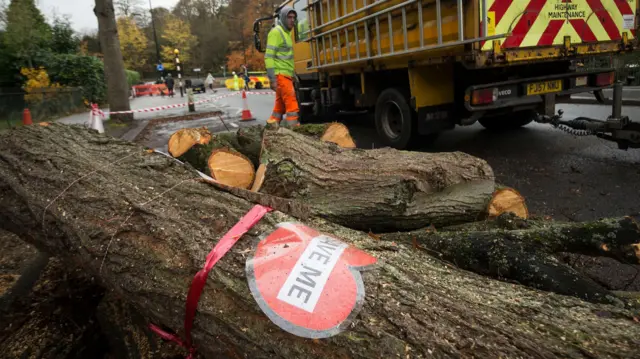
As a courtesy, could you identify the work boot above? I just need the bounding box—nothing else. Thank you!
[266,118,280,130]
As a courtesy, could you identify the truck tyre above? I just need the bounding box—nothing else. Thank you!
[255,82,263,90]
[375,88,416,149]
[478,110,536,131]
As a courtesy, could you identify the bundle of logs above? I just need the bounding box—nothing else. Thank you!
[0,123,638,358]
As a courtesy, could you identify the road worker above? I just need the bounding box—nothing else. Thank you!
[232,71,240,91]
[265,6,299,128]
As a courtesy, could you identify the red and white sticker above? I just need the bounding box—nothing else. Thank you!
[246,222,377,338]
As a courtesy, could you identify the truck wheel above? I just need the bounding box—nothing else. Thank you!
[479,110,536,131]
[375,88,416,149]
[255,82,263,90]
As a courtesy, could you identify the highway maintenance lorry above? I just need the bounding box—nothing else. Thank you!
[253,0,640,150]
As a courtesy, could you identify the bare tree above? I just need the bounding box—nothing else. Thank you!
[114,0,143,17]
[95,0,133,121]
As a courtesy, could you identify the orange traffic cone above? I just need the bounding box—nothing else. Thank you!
[240,90,255,121]
[22,108,32,126]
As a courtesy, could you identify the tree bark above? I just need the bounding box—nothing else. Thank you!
[1,124,639,359]
[94,0,132,121]
[379,216,640,303]
[260,127,497,231]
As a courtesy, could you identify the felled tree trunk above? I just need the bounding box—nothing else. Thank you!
[1,124,639,359]
[260,127,497,231]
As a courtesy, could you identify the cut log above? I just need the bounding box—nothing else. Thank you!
[172,131,246,174]
[168,127,213,158]
[260,127,497,231]
[488,187,529,219]
[1,124,639,359]
[318,122,356,148]
[251,163,267,192]
[171,124,354,172]
[207,148,255,189]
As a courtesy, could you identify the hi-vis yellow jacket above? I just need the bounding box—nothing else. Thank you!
[265,25,294,78]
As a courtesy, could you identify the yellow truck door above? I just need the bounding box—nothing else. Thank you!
[481,0,638,51]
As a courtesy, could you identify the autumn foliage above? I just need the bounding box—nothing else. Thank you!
[161,14,197,70]
[226,48,264,73]
[117,17,148,70]
[20,67,62,103]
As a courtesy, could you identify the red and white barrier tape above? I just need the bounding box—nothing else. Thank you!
[91,91,272,117]
[246,91,274,96]
[106,92,241,115]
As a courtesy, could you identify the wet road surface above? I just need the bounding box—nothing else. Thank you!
[346,103,640,222]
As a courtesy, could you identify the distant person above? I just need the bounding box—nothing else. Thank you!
[242,70,250,91]
[232,71,240,91]
[165,73,175,97]
[205,73,215,90]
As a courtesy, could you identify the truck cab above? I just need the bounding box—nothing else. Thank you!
[254,0,639,149]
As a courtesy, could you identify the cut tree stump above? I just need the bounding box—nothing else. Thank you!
[1,124,640,359]
[207,148,255,189]
[168,127,212,158]
[318,123,356,148]
[174,131,248,174]
[488,187,529,219]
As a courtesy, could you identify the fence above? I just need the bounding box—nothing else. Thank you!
[0,88,85,129]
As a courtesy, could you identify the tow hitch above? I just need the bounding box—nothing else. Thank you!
[536,82,640,150]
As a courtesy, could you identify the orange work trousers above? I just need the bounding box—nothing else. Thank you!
[268,74,299,127]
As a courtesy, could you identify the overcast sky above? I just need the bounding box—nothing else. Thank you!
[37,0,180,34]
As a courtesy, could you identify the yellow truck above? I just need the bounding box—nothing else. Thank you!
[254,0,640,149]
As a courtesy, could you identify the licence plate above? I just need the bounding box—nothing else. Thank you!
[526,80,563,95]
[575,76,587,86]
